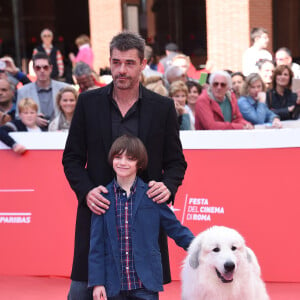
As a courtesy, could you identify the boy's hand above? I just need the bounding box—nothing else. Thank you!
[86,185,110,215]
[12,143,27,155]
[147,181,171,204]
[93,285,107,300]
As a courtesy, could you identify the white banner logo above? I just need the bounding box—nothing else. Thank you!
[0,213,32,224]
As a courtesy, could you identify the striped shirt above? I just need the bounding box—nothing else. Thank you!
[113,178,143,291]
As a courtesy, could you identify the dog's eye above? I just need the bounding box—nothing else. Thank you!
[231,246,237,251]
[213,247,220,252]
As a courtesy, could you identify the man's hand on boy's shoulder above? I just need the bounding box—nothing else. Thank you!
[147,180,171,204]
[86,185,110,215]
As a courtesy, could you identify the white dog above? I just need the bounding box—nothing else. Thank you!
[181,226,269,300]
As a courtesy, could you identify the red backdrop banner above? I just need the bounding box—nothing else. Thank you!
[168,148,300,282]
[0,147,300,282]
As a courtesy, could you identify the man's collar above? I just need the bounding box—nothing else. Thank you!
[207,87,228,103]
[35,81,52,92]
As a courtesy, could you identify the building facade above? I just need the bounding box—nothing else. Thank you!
[0,0,299,76]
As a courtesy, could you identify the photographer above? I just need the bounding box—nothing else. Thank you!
[0,56,31,87]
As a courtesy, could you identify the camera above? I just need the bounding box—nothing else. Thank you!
[0,60,6,70]
[40,115,51,123]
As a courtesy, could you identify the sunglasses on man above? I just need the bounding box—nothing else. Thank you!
[212,82,227,88]
[34,65,50,71]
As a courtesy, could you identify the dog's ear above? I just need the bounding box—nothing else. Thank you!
[189,244,201,269]
[246,248,252,263]
[246,246,261,275]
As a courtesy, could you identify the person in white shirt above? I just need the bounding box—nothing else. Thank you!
[242,27,272,76]
[275,47,300,79]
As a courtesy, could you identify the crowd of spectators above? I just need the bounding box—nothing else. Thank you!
[1,26,300,155]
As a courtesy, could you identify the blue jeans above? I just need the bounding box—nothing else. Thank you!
[67,281,93,300]
[109,288,159,300]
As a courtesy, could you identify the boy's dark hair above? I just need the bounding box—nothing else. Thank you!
[108,134,148,171]
[109,31,145,62]
[32,52,52,65]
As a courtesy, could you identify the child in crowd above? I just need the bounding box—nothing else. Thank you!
[169,80,191,130]
[0,97,46,154]
[88,134,194,300]
[69,34,94,69]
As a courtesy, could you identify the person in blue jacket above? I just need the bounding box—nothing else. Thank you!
[88,134,194,300]
[238,73,282,128]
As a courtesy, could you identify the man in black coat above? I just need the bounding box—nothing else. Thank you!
[62,31,187,299]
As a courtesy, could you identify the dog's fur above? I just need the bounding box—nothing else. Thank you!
[181,226,269,300]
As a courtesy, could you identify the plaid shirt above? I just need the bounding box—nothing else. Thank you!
[114,178,143,291]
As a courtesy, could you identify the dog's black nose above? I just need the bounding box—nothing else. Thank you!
[224,261,235,272]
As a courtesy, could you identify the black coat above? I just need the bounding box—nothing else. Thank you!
[62,83,187,282]
[266,88,298,120]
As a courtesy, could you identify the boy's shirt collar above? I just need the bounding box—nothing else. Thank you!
[113,176,138,193]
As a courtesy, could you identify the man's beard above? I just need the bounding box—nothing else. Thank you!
[114,75,133,89]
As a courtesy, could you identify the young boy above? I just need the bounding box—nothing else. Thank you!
[0,97,45,154]
[242,27,272,76]
[88,135,194,300]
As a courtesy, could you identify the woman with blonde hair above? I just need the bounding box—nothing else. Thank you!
[69,34,94,69]
[238,73,281,127]
[48,86,78,131]
[169,80,191,130]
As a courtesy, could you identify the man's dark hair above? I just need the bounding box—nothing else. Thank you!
[108,134,148,172]
[109,31,145,62]
[32,52,52,65]
[231,71,245,80]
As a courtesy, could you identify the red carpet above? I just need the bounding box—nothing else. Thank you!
[0,276,299,299]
